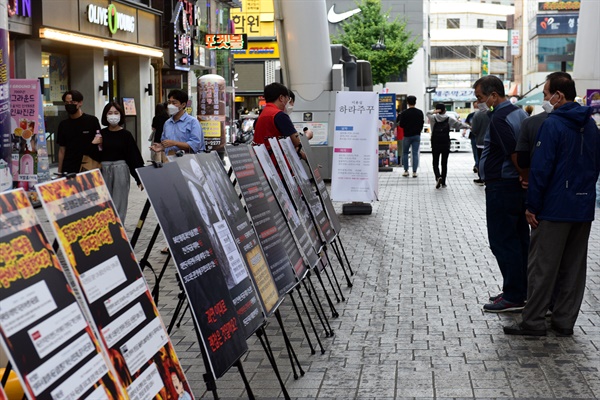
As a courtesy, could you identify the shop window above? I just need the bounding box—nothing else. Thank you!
[41,52,70,165]
[431,46,478,59]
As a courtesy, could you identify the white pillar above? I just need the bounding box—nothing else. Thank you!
[70,48,104,118]
[572,0,600,95]
[14,39,42,79]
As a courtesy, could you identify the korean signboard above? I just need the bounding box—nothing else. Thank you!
[205,34,247,50]
[537,14,579,35]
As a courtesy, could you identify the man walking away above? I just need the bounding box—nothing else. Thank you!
[427,104,470,188]
[471,100,490,185]
[398,95,424,178]
[504,72,600,336]
[474,75,529,312]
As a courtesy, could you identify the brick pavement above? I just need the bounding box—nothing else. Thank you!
[38,152,600,399]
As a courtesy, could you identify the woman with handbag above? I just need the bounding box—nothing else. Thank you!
[90,101,144,223]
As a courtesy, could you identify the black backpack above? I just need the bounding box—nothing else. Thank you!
[431,118,450,144]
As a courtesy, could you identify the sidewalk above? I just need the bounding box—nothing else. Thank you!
[44,152,600,398]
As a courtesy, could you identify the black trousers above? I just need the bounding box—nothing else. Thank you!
[432,144,450,184]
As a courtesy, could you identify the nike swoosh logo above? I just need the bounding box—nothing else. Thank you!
[327,5,361,24]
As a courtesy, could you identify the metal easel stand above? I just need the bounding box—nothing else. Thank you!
[322,247,345,301]
[305,272,334,336]
[290,286,326,354]
[310,263,339,319]
[275,308,305,380]
[256,325,292,399]
[331,237,354,285]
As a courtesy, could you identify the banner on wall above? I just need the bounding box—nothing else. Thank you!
[226,144,299,295]
[0,25,10,192]
[137,163,248,379]
[36,171,194,397]
[588,89,600,126]
[331,91,379,202]
[10,80,50,204]
[0,189,124,400]
[199,74,226,151]
[196,152,282,316]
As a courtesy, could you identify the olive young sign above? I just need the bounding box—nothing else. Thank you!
[87,4,135,34]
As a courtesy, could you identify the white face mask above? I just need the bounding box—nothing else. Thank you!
[168,104,180,116]
[285,103,294,115]
[106,115,120,126]
[477,101,489,112]
[541,93,558,114]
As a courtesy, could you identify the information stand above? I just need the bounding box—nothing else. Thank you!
[0,188,124,399]
[36,171,194,399]
[135,163,249,384]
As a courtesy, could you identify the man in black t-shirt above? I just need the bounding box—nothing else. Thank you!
[56,90,101,173]
[398,95,424,177]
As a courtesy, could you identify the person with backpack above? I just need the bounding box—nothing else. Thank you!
[427,104,470,188]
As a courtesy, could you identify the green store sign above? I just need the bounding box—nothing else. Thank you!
[87,4,135,34]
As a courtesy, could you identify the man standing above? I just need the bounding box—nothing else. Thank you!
[512,110,548,188]
[56,90,101,173]
[398,95,424,177]
[151,89,204,157]
[474,75,529,312]
[504,72,600,336]
[253,83,303,158]
[427,104,470,188]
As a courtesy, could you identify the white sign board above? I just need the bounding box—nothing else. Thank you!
[331,91,379,202]
[511,30,520,56]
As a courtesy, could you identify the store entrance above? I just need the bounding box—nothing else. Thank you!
[104,57,119,103]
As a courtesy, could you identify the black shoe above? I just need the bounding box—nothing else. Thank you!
[473,179,484,186]
[473,166,478,174]
[503,323,546,336]
[442,184,447,188]
[160,247,170,255]
[489,292,503,302]
[435,177,442,189]
[551,324,574,336]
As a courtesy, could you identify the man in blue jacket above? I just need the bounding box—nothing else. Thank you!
[504,72,600,336]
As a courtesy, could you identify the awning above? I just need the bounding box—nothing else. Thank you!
[515,92,544,106]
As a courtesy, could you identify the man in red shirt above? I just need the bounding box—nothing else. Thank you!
[253,83,304,159]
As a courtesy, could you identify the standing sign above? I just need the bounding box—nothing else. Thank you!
[175,155,266,337]
[197,152,281,316]
[226,144,298,295]
[36,171,194,397]
[137,163,248,379]
[0,14,10,192]
[279,138,336,244]
[510,30,520,56]
[331,91,379,202]
[299,135,342,234]
[586,89,600,121]
[255,144,315,274]
[0,189,123,400]
[9,80,49,204]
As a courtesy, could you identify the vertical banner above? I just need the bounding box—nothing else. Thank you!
[136,163,248,379]
[378,93,399,167]
[9,80,49,204]
[331,91,379,202]
[481,49,490,76]
[0,189,124,400]
[0,12,10,192]
[199,74,226,151]
[255,143,316,273]
[279,137,336,244]
[175,155,266,337]
[36,171,194,398]
[299,135,342,234]
[197,152,281,316]
[226,144,298,295]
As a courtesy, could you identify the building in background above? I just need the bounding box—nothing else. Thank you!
[429,1,514,118]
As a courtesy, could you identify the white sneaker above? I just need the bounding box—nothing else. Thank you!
[412,172,418,178]
[402,171,409,177]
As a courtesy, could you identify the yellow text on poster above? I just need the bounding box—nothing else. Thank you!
[200,120,221,138]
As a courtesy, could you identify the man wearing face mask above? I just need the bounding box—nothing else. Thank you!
[56,90,101,174]
[253,83,305,163]
[504,72,600,336]
[150,89,204,158]
[470,100,490,185]
[473,75,529,313]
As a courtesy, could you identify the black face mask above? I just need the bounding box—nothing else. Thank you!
[65,104,79,115]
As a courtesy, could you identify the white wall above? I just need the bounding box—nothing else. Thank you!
[385,48,428,111]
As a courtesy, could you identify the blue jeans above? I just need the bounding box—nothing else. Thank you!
[402,135,420,172]
[485,180,529,303]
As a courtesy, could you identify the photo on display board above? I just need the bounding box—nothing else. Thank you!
[36,171,193,398]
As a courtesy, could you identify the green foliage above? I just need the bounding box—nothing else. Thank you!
[331,0,421,85]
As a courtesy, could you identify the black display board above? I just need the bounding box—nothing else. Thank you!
[226,144,298,294]
[37,171,193,398]
[256,143,319,270]
[0,189,123,400]
[197,152,282,317]
[175,155,266,337]
[299,135,342,234]
[137,164,248,379]
[280,138,337,243]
